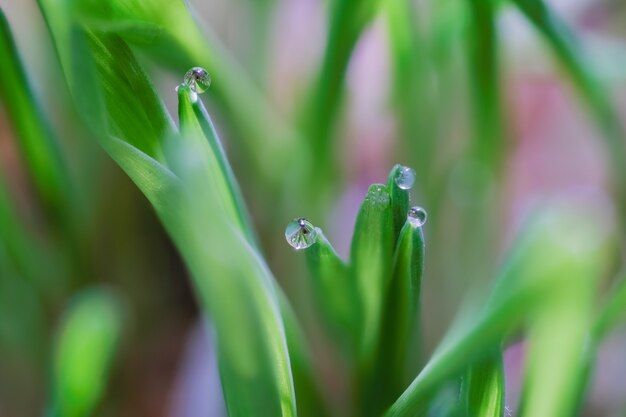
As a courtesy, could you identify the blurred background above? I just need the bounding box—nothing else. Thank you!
[0,0,625,416]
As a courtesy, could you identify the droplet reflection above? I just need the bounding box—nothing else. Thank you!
[285,218,317,250]
[183,67,211,94]
[394,165,416,190]
[407,206,427,227]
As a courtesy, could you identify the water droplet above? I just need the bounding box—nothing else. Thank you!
[394,165,416,190]
[366,185,390,205]
[183,67,211,94]
[408,206,427,227]
[285,218,317,250]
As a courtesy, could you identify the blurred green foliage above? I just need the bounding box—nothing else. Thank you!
[0,0,625,417]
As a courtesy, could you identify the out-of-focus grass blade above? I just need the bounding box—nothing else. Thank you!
[385,197,615,417]
[166,137,297,417]
[51,288,123,417]
[593,271,626,342]
[0,177,42,284]
[304,0,384,182]
[350,184,394,362]
[519,245,597,417]
[464,353,505,417]
[303,228,357,349]
[68,0,302,186]
[279,293,331,417]
[40,6,300,413]
[369,219,425,416]
[466,0,503,169]
[511,0,626,190]
[0,10,76,226]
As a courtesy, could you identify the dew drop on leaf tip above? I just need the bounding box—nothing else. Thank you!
[285,218,317,250]
[394,165,416,190]
[183,67,211,94]
[407,206,427,227]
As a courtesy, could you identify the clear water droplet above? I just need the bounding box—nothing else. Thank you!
[408,206,427,227]
[366,185,390,205]
[394,165,416,190]
[183,67,211,94]
[285,218,317,250]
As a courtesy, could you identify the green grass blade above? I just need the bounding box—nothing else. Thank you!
[51,288,123,417]
[68,0,303,187]
[593,271,626,342]
[350,184,394,362]
[466,0,503,169]
[464,353,505,417]
[385,197,615,417]
[369,220,426,415]
[303,0,384,182]
[279,293,331,417]
[166,138,297,417]
[386,165,411,239]
[511,0,626,191]
[0,10,77,225]
[176,84,257,247]
[303,227,357,349]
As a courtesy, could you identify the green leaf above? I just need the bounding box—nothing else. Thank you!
[367,220,426,416]
[279,293,331,417]
[464,353,505,417]
[304,0,385,182]
[175,84,257,247]
[350,184,394,362]
[0,10,77,227]
[303,227,357,349]
[166,137,297,417]
[511,0,626,194]
[52,288,123,417]
[466,0,503,169]
[68,0,303,187]
[385,197,615,417]
[593,271,626,342]
[386,165,411,239]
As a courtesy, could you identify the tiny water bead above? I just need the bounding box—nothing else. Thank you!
[366,185,390,205]
[394,165,416,190]
[183,67,211,94]
[407,206,427,227]
[285,218,318,250]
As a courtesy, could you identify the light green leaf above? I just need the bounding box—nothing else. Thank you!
[303,228,357,349]
[350,184,394,362]
[52,288,123,417]
[0,10,77,227]
[385,197,615,417]
[464,353,505,417]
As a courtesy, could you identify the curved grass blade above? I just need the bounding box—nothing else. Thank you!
[68,0,302,187]
[166,137,297,417]
[385,197,616,417]
[511,0,626,198]
[50,288,123,417]
[176,84,257,247]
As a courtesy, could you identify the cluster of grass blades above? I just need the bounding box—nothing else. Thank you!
[1,0,626,416]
